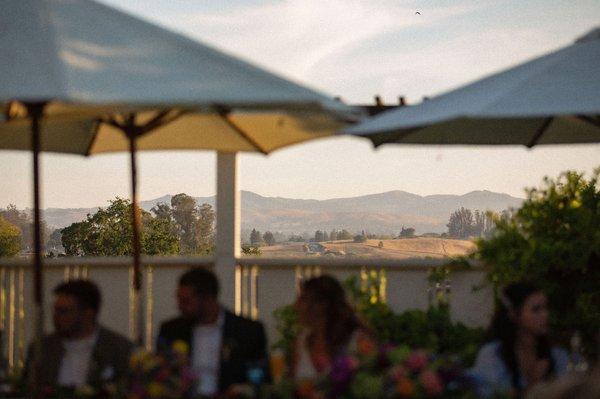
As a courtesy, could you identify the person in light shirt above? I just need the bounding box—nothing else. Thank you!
[158,267,270,396]
[25,279,132,391]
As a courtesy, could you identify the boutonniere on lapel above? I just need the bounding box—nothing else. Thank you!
[100,365,115,381]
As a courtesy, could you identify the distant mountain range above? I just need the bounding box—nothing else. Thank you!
[40,190,523,235]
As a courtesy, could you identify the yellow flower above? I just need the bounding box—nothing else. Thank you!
[142,355,161,372]
[173,340,189,356]
[147,382,167,398]
[129,348,148,368]
[570,199,582,208]
[75,385,95,397]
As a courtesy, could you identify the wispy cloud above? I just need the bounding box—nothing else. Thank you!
[162,0,482,86]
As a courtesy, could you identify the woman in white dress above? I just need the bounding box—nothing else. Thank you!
[292,275,373,379]
[471,282,569,397]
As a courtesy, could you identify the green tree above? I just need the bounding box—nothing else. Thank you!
[171,194,199,253]
[288,234,304,242]
[477,169,600,357]
[314,230,324,242]
[263,231,275,246]
[196,203,215,254]
[45,228,64,253]
[399,226,415,238]
[250,228,262,245]
[353,234,367,243]
[61,221,93,256]
[1,204,51,252]
[447,207,475,239]
[329,229,338,241]
[337,229,352,240]
[61,197,179,256]
[152,195,214,255]
[143,218,180,255]
[0,215,21,257]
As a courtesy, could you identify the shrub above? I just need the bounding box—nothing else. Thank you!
[476,168,600,358]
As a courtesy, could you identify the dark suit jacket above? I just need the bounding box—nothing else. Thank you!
[158,309,270,391]
[25,326,133,389]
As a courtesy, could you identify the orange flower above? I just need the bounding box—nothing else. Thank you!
[357,335,377,356]
[396,377,414,397]
[297,380,316,398]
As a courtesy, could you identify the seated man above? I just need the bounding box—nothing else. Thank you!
[26,279,132,390]
[158,267,270,396]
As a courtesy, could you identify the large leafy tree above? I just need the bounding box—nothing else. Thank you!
[61,198,179,256]
[162,194,214,254]
[0,215,21,257]
[249,228,262,245]
[477,169,600,356]
[196,203,215,254]
[0,204,51,251]
[263,231,275,246]
[170,193,198,253]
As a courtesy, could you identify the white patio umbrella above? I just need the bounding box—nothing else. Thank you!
[0,0,361,386]
[344,27,600,147]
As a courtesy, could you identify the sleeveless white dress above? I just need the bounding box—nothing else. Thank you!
[295,328,362,379]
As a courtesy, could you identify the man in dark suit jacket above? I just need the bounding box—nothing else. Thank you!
[25,280,132,391]
[158,267,269,395]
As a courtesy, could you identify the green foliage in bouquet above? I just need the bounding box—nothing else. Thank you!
[344,276,484,366]
[271,275,485,368]
[272,304,299,374]
[475,169,600,358]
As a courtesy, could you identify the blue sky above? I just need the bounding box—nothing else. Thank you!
[1,0,599,208]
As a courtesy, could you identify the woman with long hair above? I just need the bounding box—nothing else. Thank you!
[471,282,569,397]
[292,275,373,378]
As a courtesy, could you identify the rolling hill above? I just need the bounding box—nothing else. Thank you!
[39,189,522,235]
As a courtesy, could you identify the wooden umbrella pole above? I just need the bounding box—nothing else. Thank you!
[127,119,143,346]
[28,102,46,398]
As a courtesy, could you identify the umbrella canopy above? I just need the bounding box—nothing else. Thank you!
[343,27,600,147]
[1,0,360,154]
[0,0,361,373]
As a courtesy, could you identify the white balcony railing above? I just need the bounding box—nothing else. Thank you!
[0,256,493,373]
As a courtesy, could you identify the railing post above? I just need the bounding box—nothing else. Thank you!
[216,152,240,310]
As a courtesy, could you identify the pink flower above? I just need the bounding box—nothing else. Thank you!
[420,370,444,396]
[348,356,360,370]
[155,367,170,382]
[389,365,408,381]
[405,350,428,372]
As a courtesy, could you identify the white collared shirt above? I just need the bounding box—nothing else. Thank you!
[192,311,225,396]
[58,330,99,387]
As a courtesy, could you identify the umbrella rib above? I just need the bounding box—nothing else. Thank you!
[99,109,184,142]
[576,114,600,128]
[215,106,268,154]
[85,120,103,156]
[526,117,553,148]
[139,109,184,134]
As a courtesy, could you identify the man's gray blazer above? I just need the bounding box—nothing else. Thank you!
[25,326,133,389]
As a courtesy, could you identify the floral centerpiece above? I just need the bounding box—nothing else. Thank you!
[127,340,197,399]
[269,342,480,399]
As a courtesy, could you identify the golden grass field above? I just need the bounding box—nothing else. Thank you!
[257,237,476,259]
